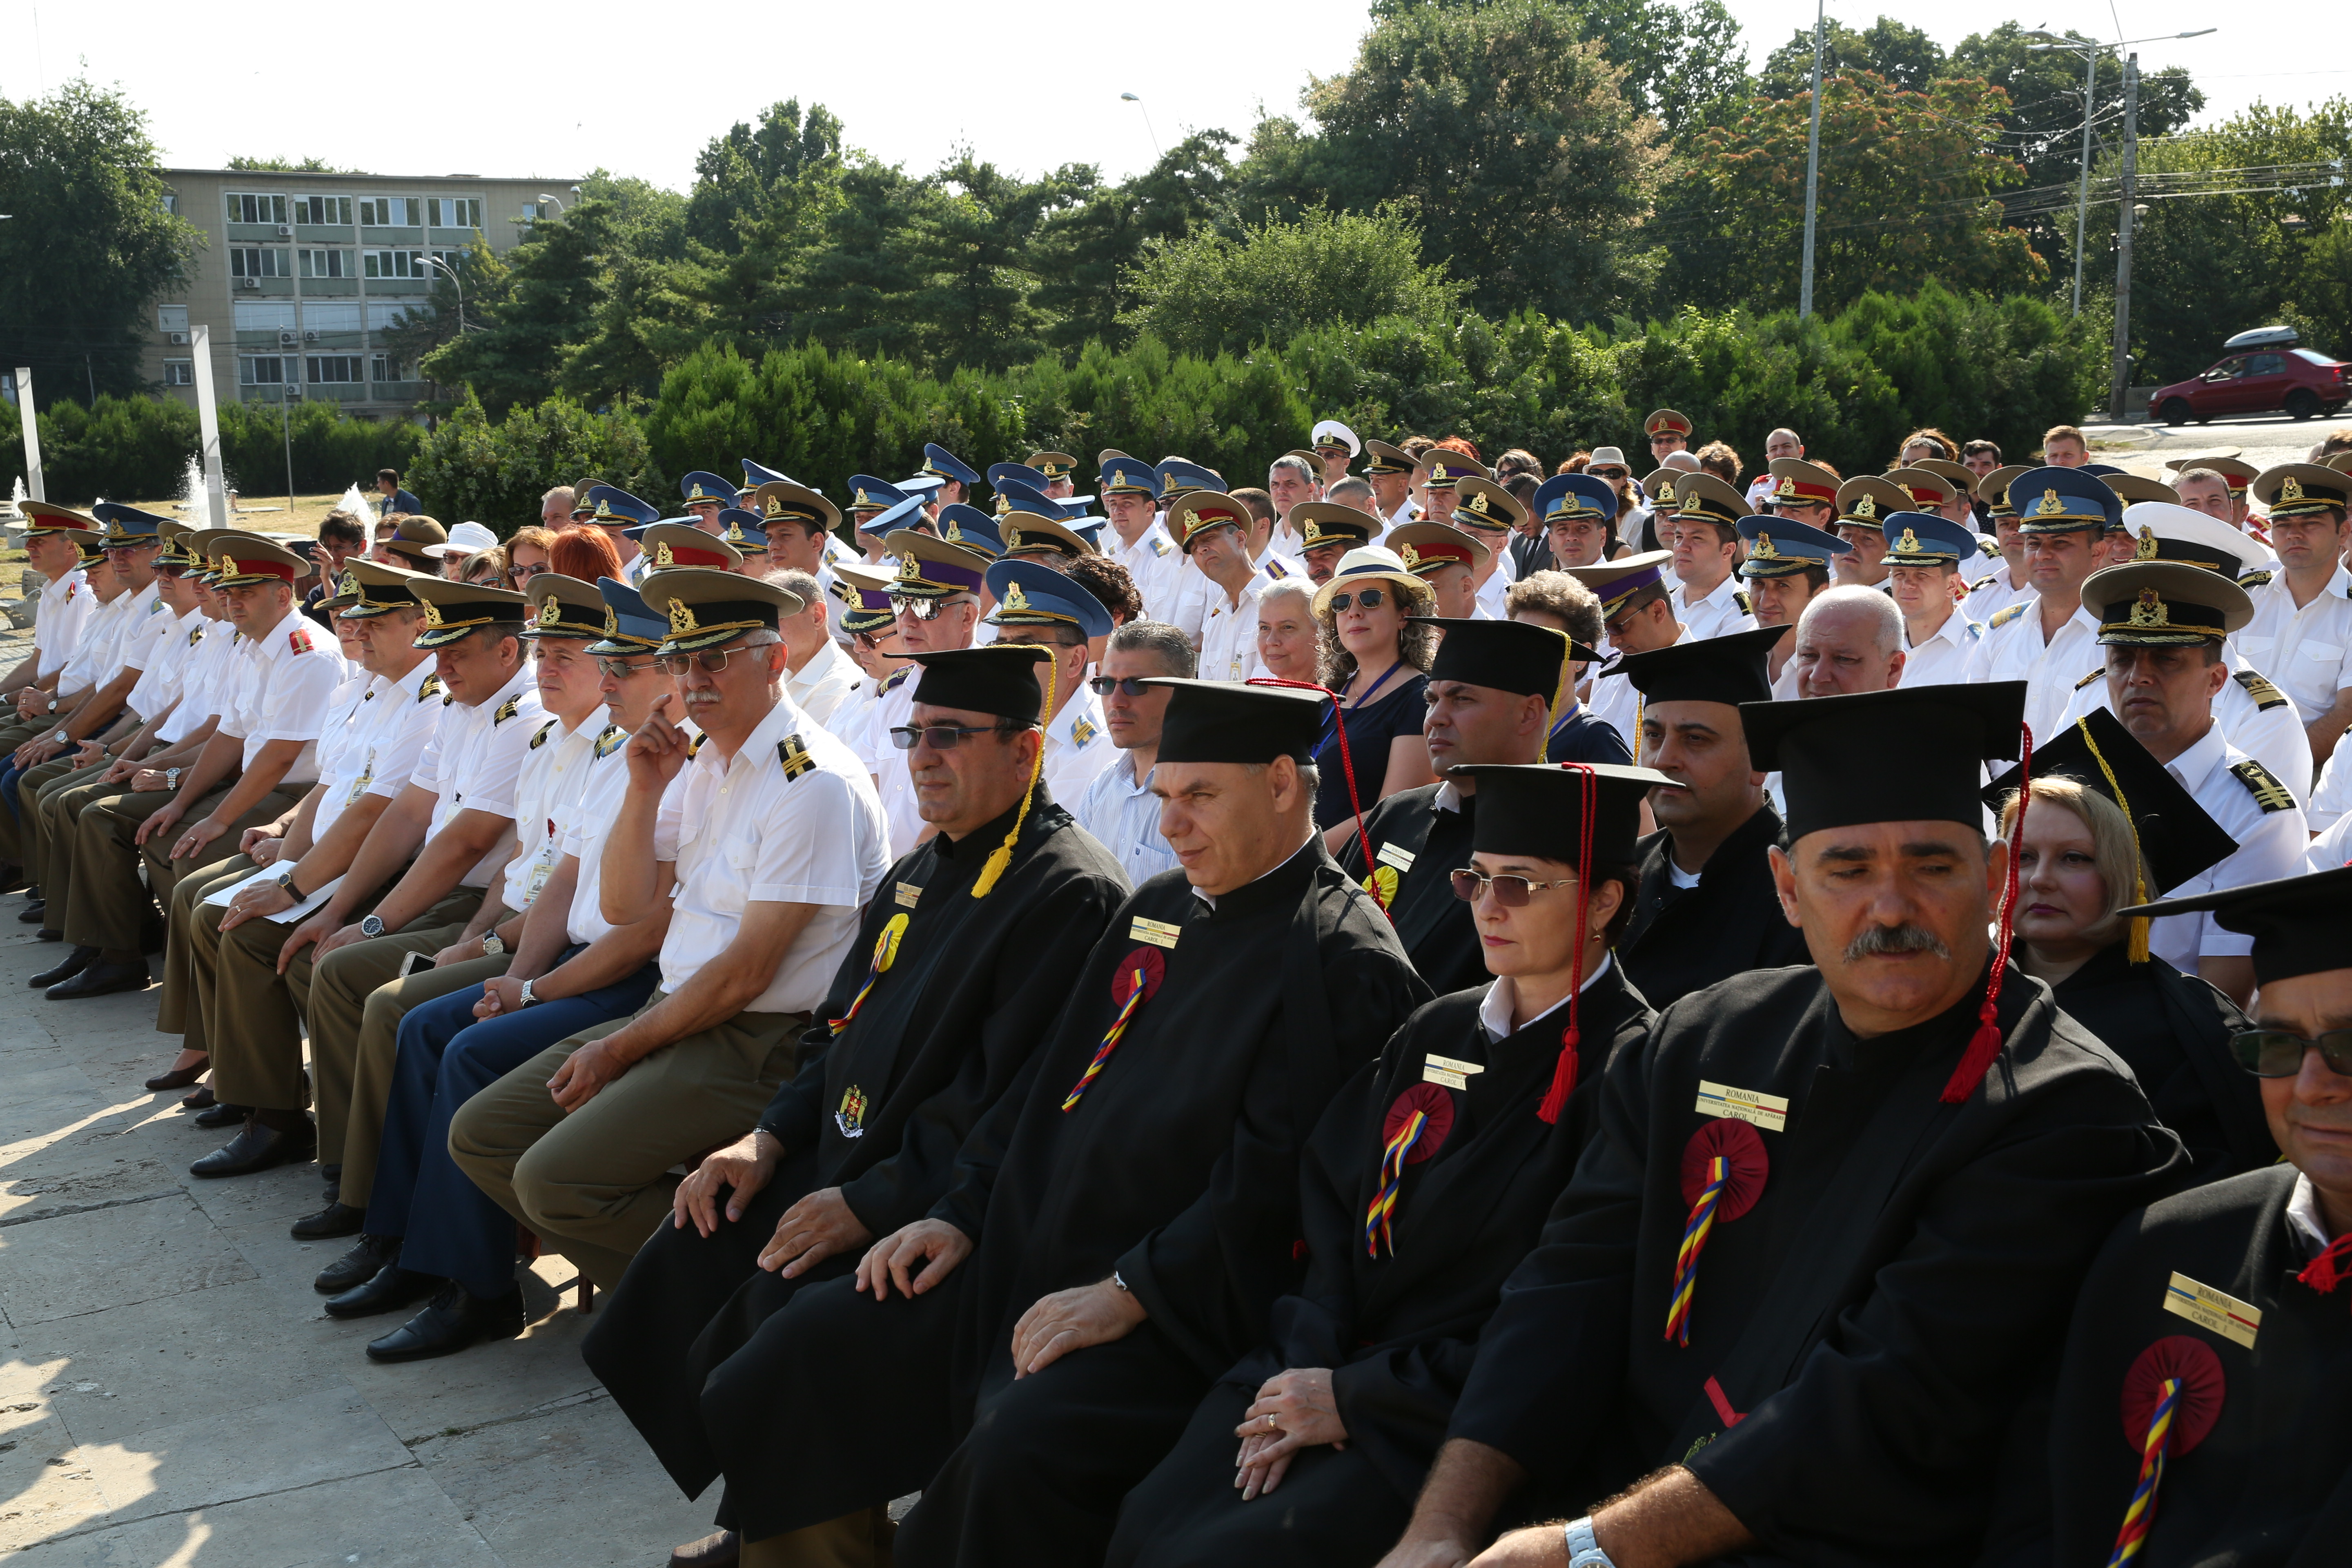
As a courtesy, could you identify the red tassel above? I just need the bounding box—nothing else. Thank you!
[1942,723,2033,1105]
[2298,1232,2352,1295]
[1537,762,1601,1125]
[1537,1026,1580,1124]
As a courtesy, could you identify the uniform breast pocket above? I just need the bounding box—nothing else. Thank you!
[2298,642,2343,666]
[2236,635,2274,662]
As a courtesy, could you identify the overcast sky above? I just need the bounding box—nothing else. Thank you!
[9,0,2339,192]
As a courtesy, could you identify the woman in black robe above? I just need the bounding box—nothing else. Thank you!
[1106,761,1666,1568]
[1988,713,2273,1181]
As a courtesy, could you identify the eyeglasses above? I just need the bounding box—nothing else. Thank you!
[1588,468,1629,481]
[2230,1028,2352,1078]
[1089,676,1156,697]
[595,656,658,679]
[891,593,965,621]
[654,646,755,677]
[510,561,550,581]
[888,722,1021,751]
[1450,869,1580,906]
[1327,588,1387,612]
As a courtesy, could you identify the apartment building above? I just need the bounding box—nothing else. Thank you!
[147,168,579,418]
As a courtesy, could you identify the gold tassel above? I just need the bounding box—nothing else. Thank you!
[974,655,1054,898]
[1537,627,1571,764]
[2078,719,2152,964]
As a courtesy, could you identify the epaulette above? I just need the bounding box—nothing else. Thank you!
[149,597,166,614]
[287,627,316,654]
[1147,535,1170,557]
[529,718,557,750]
[778,732,816,780]
[2229,757,2297,813]
[1264,558,1289,579]
[1977,535,2001,557]
[2233,668,2288,711]
[418,673,443,703]
[1989,602,2028,628]
[363,689,376,702]
[688,731,707,758]
[443,694,455,706]
[594,724,626,759]
[1071,715,1098,747]
[493,694,521,725]
[1967,575,1999,593]
[2074,666,2105,691]
[880,665,913,694]
[2237,569,2274,589]
[186,626,205,646]
[1732,589,1751,615]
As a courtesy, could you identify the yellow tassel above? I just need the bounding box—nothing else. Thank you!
[2079,719,2153,965]
[1537,627,1571,764]
[973,654,1054,898]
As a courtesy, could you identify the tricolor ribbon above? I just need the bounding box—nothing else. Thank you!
[1363,1108,1432,1258]
[1062,954,1157,1111]
[2105,1377,2182,1567]
[826,914,906,1037]
[1664,1154,1730,1346]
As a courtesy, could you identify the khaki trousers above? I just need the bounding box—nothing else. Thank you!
[0,751,83,867]
[155,855,253,1046]
[31,758,133,931]
[63,782,296,953]
[448,1003,805,1292]
[336,949,509,1210]
[147,784,302,915]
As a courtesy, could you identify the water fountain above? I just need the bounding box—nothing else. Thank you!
[6,475,23,522]
[338,482,377,524]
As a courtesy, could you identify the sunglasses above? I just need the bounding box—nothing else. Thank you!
[654,646,756,677]
[888,722,1019,751]
[510,561,550,581]
[1451,869,1579,906]
[891,594,964,621]
[1327,588,1388,612]
[1089,676,1156,697]
[1589,468,1629,481]
[2230,1029,2352,1078]
[595,657,658,679]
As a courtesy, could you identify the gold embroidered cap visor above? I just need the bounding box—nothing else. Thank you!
[336,558,432,619]
[1000,510,1097,559]
[636,566,803,655]
[2084,561,2253,646]
[1833,477,1911,530]
[881,531,990,598]
[408,575,531,648]
[519,573,610,639]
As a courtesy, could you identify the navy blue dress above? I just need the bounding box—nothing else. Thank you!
[1314,667,1429,829]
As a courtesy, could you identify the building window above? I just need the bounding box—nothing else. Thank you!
[363,249,427,279]
[292,194,353,227]
[359,196,421,227]
[427,197,482,229]
[229,247,288,278]
[303,301,361,333]
[298,248,352,279]
[160,192,179,216]
[238,355,298,385]
[370,354,405,383]
[428,249,469,274]
[307,354,364,384]
[163,360,195,387]
[227,192,289,225]
[157,304,189,332]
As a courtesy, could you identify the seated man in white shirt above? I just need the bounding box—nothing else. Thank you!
[771,568,863,735]
[1879,512,1982,686]
[1174,491,1274,682]
[1657,472,1757,639]
[1074,620,1193,886]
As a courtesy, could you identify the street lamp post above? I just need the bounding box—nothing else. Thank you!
[1799,0,1826,319]
[1119,93,1163,160]
[424,254,466,335]
[537,192,565,218]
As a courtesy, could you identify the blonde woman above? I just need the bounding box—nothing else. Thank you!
[1310,547,1437,848]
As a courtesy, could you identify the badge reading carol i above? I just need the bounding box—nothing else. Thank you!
[1694,1080,1789,1133]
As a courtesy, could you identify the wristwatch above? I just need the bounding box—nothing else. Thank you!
[277,871,305,902]
[481,932,505,957]
[165,767,181,791]
[517,977,538,1007]
[1110,1270,1130,1293]
[1564,1517,1617,1568]
[359,914,386,939]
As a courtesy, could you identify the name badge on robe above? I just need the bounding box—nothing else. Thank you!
[1423,1053,1485,1091]
[1376,841,1417,873]
[895,881,923,907]
[2163,1271,2261,1349]
[1695,1080,1789,1134]
[1129,916,1182,949]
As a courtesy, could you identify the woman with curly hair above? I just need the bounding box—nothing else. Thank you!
[1308,547,1438,848]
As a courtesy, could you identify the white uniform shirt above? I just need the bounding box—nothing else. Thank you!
[114,589,178,693]
[1898,609,1982,689]
[2062,659,2315,804]
[2147,722,2310,972]
[858,664,925,859]
[1964,566,2035,624]
[1105,521,1183,622]
[561,726,642,948]
[1074,751,1180,886]
[55,585,136,698]
[500,712,603,914]
[651,693,889,1015]
[31,566,91,681]
[345,657,446,824]
[1964,597,2101,745]
[1675,574,1756,641]
[2306,807,2352,873]
[393,664,546,887]
[786,636,864,737]
[125,603,200,723]
[2233,564,2352,725]
[1040,683,1113,806]
[156,619,233,745]
[1198,570,1275,683]
[310,671,398,843]
[2309,742,2352,835]
[311,670,379,794]
[222,612,347,786]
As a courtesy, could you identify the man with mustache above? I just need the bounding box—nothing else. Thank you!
[1381,681,2184,1568]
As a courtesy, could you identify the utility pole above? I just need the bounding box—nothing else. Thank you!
[1799,0,1826,318]
[2107,53,2140,421]
[2071,43,2096,317]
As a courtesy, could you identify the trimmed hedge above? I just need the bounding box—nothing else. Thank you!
[0,394,419,506]
[407,390,658,534]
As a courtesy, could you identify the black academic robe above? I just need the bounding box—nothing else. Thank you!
[1617,804,1810,1009]
[1107,967,1656,1568]
[1991,1165,2352,1568]
[1335,784,1483,996]
[581,791,1128,1505]
[2049,943,2272,1183]
[1449,963,2186,1568]
[705,842,1429,1552]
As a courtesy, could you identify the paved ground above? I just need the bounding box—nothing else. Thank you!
[2085,406,2352,476]
[0,924,715,1566]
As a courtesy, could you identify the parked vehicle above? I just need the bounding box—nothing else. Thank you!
[2154,327,2349,424]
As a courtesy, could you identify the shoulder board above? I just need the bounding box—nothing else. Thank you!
[688,731,707,758]
[2229,757,2297,813]
[187,626,205,645]
[880,666,912,693]
[149,598,166,614]
[418,673,443,703]
[2232,668,2288,711]
[1071,715,1098,747]
[1989,602,2028,628]
[363,688,377,702]
[594,724,626,760]
[1147,535,1170,556]
[2074,666,2105,691]
[1967,575,1998,594]
[493,694,521,725]
[1264,558,1289,579]
[529,718,557,750]
[2237,569,2274,589]
[1732,589,1751,615]
[1977,535,2001,557]
[64,584,76,601]
[288,627,315,654]
[778,732,817,780]
[443,693,455,706]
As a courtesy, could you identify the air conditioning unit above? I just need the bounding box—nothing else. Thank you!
[278,330,297,346]
[168,331,189,346]
[237,277,260,290]
[303,330,319,342]
[276,224,292,237]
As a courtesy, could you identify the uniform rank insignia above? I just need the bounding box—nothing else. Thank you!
[687,732,707,758]
[880,666,912,694]
[187,626,205,645]
[2233,669,2287,710]
[777,733,816,780]
[1265,558,1288,579]
[1732,590,1751,615]
[529,719,555,750]
[594,724,626,759]
[288,627,315,653]
[2075,666,2105,691]
[1148,536,1170,556]
[419,673,443,703]
[2163,1272,2261,1348]
[2229,758,2296,813]
[493,694,521,725]
[1071,716,1098,746]
[835,1085,869,1139]
[1989,602,2028,628]
[1978,536,2000,556]
[2236,568,2274,588]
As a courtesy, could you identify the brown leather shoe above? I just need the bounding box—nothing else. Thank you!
[145,1058,209,1092]
[668,1530,739,1567]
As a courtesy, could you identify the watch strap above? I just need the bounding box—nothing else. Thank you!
[517,978,537,1007]
[279,871,305,902]
[1565,1517,1616,1568]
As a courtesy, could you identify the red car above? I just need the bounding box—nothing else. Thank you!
[2154,330,2349,425]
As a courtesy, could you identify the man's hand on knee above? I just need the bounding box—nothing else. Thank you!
[1008,1276,1146,1380]
[1376,1439,1529,1568]
[673,1129,781,1236]
[546,1035,630,1112]
[760,1185,872,1278]
[853,1218,972,1302]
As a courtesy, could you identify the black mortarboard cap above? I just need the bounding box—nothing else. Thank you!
[1982,707,2237,895]
[908,644,1051,726]
[2120,865,2352,986]
[1454,762,1675,869]
[1743,682,2027,842]
[1616,624,1783,707]
[1415,617,1584,699]
[1148,678,1328,765]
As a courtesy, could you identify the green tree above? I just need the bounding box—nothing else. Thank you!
[898,152,1087,370]
[420,204,613,411]
[1562,0,1750,142]
[0,81,199,404]
[226,154,368,173]
[1127,205,1466,356]
[1029,131,1238,352]
[1757,15,1947,95]
[408,390,657,530]
[684,100,845,252]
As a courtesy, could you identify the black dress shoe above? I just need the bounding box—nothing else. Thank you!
[45,960,150,1000]
[365,1282,524,1362]
[191,1098,246,1128]
[325,1262,441,1319]
[16,900,45,924]
[314,1233,401,1294]
[144,1060,209,1092]
[291,1201,364,1241]
[35,927,61,942]
[189,1117,315,1178]
[181,1084,216,1110]
[29,947,92,988]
